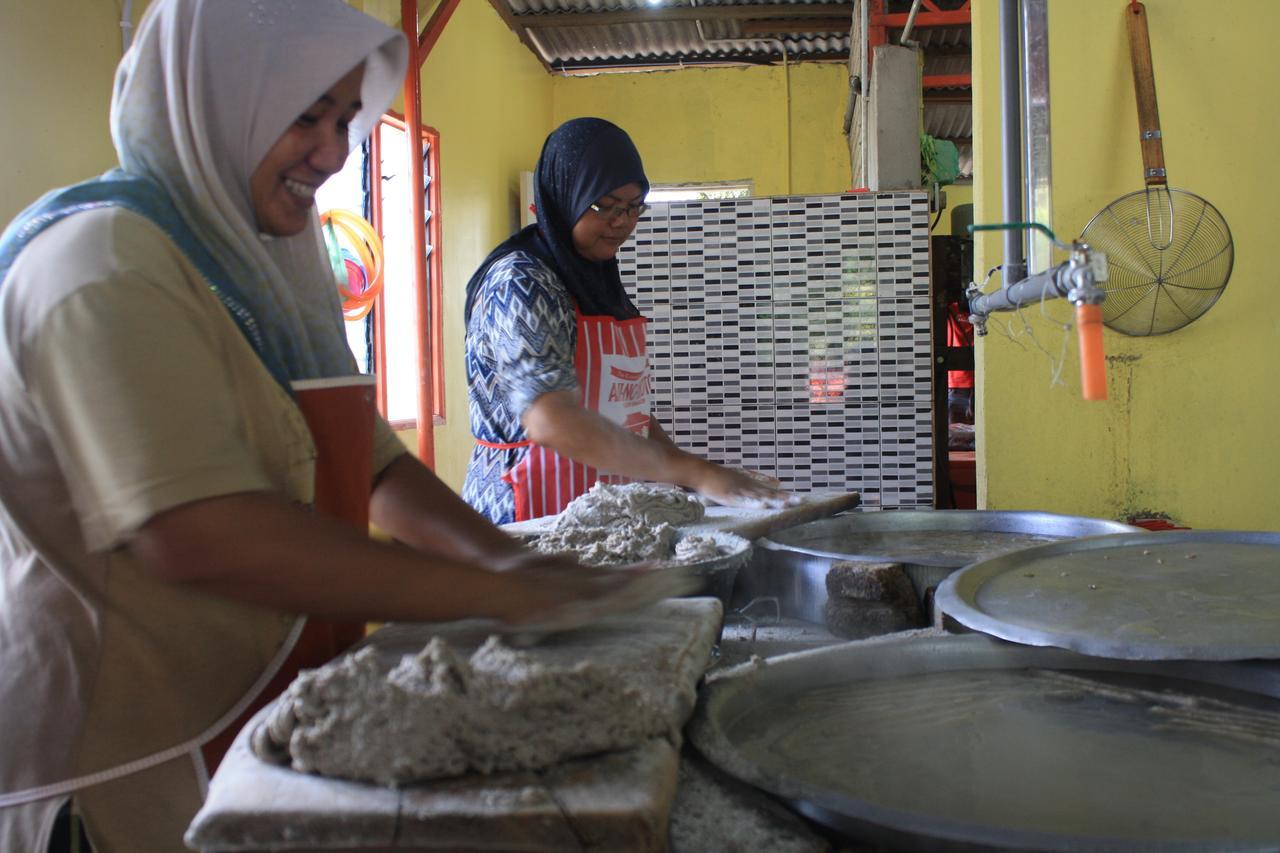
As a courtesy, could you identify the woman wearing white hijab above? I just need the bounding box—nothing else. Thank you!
[0,1,633,849]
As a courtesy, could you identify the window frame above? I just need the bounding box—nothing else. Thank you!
[645,180,754,202]
[368,112,446,428]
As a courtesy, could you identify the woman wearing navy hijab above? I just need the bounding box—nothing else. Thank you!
[463,118,791,524]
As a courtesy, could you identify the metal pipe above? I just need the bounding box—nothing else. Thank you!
[968,265,1065,318]
[860,0,870,187]
[1020,0,1053,274]
[842,0,860,136]
[998,0,1027,285]
[121,0,134,55]
[899,0,924,47]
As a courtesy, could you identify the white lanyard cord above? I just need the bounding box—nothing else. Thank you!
[0,616,306,809]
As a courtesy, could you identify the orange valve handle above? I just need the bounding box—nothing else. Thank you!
[1076,303,1108,401]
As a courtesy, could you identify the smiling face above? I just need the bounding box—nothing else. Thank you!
[571,183,646,262]
[249,64,364,237]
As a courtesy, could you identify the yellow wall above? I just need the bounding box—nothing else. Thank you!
[937,181,973,237]
[0,0,146,223]
[552,62,852,197]
[972,0,1280,530]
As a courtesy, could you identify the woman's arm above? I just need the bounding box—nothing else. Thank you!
[127,489,624,625]
[523,389,789,507]
[370,453,526,562]
[647,415,676,447]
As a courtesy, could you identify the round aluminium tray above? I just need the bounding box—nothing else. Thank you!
[937,530,1280,661]
[757,510,1140,567]
[689,633,1280,852]
[735,511,1139,622]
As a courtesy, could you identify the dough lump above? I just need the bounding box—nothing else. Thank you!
[533,483,708,566]
[254,635,675,787]
[557,482,706,529]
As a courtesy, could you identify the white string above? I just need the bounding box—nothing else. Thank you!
[982,266,1071,390]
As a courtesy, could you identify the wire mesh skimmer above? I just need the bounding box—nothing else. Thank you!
[1081,189,1233,336]
[1079,1,1233,337]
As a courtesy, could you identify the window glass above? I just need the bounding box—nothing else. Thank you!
[646,181,753,203]
[314,144,372,372]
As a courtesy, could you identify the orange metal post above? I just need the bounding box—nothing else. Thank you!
[401,0,435,469]
[416,0,458,425]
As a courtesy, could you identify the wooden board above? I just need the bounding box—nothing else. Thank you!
[186,598,723,852]
[702,491,862,542]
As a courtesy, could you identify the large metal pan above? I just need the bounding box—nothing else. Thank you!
[733,510,1139,622]
[689,633,1280,852]
[938,529,1280,661]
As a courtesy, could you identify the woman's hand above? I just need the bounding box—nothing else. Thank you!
[687,461,798,509]
[484,551,672,628]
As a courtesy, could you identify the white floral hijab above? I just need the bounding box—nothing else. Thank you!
[110,0,408,379]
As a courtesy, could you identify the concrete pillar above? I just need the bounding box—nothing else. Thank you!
[867,44,922,191]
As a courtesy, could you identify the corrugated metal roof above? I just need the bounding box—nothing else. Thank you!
[526,20,848,66]
[492,0,970,71]
[495,0,861,69]
[488,0,973,170]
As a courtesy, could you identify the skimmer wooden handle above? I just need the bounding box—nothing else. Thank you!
[1127,1,1167,187]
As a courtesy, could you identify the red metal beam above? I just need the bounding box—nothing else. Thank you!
[871,9,971,28]
[401,0,435,469]
[868,0,888,49]
[923,73,972,89]
[418,0,461,61]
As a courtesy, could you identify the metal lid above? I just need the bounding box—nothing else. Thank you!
[759,510,1139,568]
[937,530,1280,661]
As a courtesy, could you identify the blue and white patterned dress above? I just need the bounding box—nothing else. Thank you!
[462,251,581,524]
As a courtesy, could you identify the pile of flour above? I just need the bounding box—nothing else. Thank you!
[533,482,722,566]
[253,634,675,786]
[670,756,830,853]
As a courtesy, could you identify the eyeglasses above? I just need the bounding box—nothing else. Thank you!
[588,201,649,220]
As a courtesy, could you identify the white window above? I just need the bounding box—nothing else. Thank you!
[645,180,753,203]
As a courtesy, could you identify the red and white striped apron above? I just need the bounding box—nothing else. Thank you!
[479,309,650,521]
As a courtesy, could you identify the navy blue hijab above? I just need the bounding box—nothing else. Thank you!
[464,118,650,323]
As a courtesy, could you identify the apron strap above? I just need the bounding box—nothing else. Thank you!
[0,617,306,809]
[475,437,531,451]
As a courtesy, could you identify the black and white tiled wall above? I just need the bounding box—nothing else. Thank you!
[619,192,932,509]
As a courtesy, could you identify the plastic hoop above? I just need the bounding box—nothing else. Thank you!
[320,209,383,321]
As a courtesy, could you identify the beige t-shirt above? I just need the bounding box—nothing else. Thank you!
[0,207,405,850]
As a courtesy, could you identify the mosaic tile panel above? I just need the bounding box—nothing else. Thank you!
[623,191,933,509]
